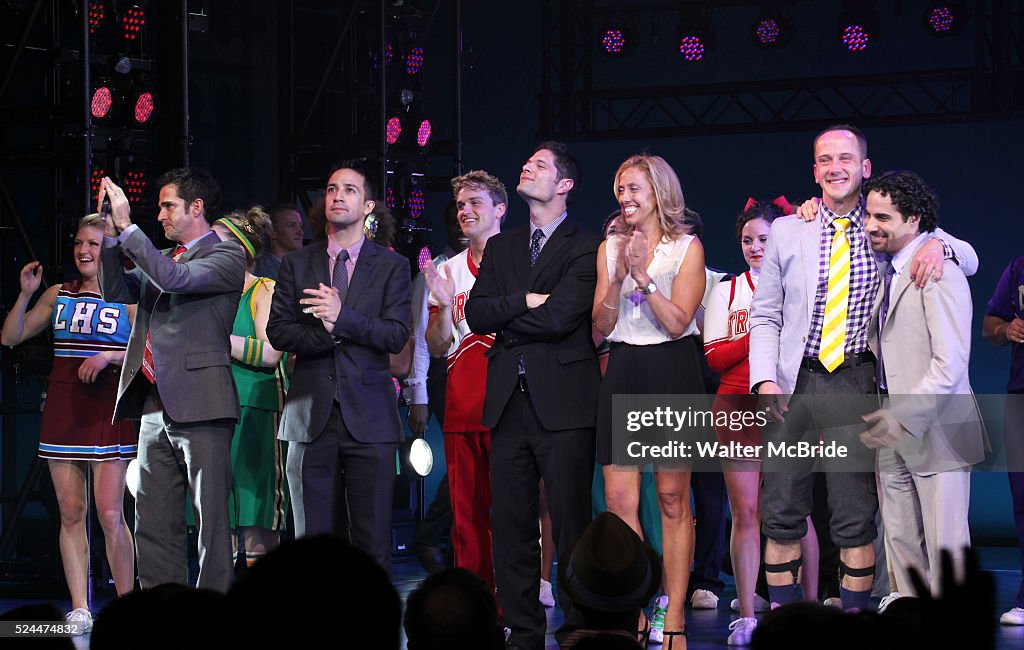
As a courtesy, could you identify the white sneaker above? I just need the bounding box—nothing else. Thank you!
[649,595,668,644]
[730,594,770,613]
[690,588,719,609]
[539,579,555,608]
[823,596,843,609]
[1001,607,1024,625]
[727,616,758,646]
[878,591,903,613]
[65,608,92,635]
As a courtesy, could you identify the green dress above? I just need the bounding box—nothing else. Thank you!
[228,277,289,530]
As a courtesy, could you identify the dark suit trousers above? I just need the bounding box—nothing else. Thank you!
[689,471,727,596]
[137,385,234,592]
[287,401,397,574]
[491,387,594,650]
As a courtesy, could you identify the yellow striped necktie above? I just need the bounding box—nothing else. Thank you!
[819,217,851,372]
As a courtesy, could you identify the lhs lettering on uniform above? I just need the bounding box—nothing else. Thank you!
[53,301,122,335]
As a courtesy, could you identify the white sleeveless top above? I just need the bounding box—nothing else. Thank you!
[606,234,700,344]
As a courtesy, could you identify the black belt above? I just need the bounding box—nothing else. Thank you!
[799,351,875,373]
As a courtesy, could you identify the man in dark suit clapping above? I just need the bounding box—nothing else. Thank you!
[267,160,411,574]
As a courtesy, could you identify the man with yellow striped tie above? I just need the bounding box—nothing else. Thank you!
[747,124,978,612]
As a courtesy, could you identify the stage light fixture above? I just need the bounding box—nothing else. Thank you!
[924,1,968,37]
[416,120,431,147]
[90,168,105,195]
[399,438,434,477]
[838,1,879,52]
[122,4,145,41]
[751,7,793,49]
[386,185,396,209]
[417,246,432,269]
[133,91,154,123]
[405,46,424,75]
[602,29,626,54]
[676,7,715,62]
[386,42,394,64]
[91,85,113,119]
[597,13,637,57]
[408,187,425,219]
[386,117,402,145]
[124,169,146,204]
[88,0,105,34]
[678,35,706,61]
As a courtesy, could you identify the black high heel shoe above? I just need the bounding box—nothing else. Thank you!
[637,612,651,648]
[663,627,687,650]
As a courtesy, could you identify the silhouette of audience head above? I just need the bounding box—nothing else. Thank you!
[559,512,662,635]
[404,567,503,650]
[226,534,401,649]
[0,602,74,649]
[91,583,227,649]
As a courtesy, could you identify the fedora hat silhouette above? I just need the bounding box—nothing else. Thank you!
[558,512,662,613]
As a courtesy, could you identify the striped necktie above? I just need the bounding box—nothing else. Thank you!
[818,218,851,372]
[141,245,187,384]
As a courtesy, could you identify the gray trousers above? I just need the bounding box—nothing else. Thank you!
[136,386,234,592]
[879,448,971,596]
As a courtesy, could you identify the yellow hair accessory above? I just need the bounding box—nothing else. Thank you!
[216,217,256,259]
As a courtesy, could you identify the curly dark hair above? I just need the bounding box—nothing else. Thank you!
[862,170,939,232]
[735,200,785,240]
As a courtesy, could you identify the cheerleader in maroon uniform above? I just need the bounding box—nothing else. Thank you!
[704,199,818,645]
[1,214,136,633]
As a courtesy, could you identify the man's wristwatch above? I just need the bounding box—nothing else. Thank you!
[640,280,658,295]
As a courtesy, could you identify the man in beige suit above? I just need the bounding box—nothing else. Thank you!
[860,170,988,599]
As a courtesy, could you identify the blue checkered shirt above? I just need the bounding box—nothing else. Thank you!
[804,201,877,358]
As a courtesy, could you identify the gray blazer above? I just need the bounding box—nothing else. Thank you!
[748,211,978,394]
[99,227,246,423]
[869,238,989,474]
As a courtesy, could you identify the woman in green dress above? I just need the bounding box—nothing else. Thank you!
[212,207,289,566]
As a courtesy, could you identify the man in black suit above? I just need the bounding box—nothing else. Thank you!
[267,160,412,573]
[465,142,600,650]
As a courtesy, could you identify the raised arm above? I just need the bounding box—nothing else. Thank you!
[118,228,246,295]
[1,263,58,347]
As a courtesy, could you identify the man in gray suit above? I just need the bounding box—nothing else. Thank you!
[97,169,246,592]
[860,170,987,599]
[749,124,978,611]
[267,160,411,573]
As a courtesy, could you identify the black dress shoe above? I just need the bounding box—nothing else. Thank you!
[414,544,448,574]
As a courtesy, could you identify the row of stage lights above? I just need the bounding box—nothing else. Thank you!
[86,0,155,205]
[385,117,432,148]
[90,85,155,124]
[88,0,146,39]
[599,1,970,60]
[90,167,147,205]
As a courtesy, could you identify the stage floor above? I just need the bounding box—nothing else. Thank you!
[3,546,1024,649]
